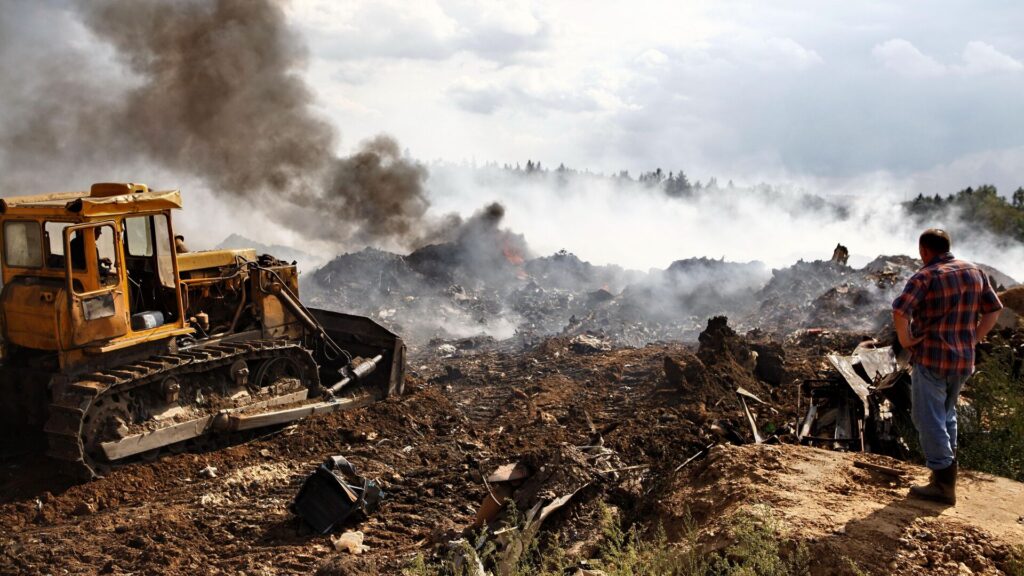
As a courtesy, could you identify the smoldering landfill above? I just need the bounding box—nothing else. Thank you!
[4,2,1024,575]
[302,209,1017,352]
[2,198,1022,576]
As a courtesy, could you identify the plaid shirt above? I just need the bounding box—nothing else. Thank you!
[892,252,1003,376]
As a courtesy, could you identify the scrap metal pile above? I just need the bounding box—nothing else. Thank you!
[798,340,913,457]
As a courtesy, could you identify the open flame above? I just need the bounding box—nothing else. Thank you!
[501,236,528,279]
[502,239,525,266]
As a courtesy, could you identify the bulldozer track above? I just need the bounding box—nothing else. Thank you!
[43,339,321,480]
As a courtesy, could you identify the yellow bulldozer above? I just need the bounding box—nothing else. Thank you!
[0,183,405,479]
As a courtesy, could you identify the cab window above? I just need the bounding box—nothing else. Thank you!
[3,221,42,268]
[44,222,72,269]
[125,216,154,257]
[68,224,119,292]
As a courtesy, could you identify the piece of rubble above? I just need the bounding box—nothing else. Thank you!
[198,465,218,479]
[474,483,513,529]
[831,243,850,266]
[663,351,709,390]
[486,462,530,483]
[698,316,756,371]
[736,386,766,405]
[853,460,904,478]
[799,340,913,455]
[496,485,589,573]
[330,530,369,555]
[475,462,531,528]
[570,334,611,353]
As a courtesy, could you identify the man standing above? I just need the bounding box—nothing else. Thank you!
[892,228,1002,505]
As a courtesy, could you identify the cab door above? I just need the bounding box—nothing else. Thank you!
[64,221,128,346]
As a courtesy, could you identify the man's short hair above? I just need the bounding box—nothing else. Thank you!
[919,228,951,254]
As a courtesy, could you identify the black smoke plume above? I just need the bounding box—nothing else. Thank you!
[1,0,434,247]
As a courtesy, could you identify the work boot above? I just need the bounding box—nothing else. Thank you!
[909,461,957,505]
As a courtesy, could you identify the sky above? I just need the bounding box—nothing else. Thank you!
[287,0,1024,193]
[2,0,1023,276]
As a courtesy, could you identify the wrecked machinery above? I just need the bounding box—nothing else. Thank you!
[0,183,405,479]
[798,340,912,456]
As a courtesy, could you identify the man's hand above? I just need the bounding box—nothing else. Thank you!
[893,311,925,349]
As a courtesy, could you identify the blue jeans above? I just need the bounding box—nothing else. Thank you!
[911,364,970,470]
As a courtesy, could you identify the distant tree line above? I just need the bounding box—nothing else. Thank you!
[905,185,1024,244]
[502,160,736,197]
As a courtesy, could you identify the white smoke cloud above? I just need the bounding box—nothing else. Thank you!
[423,165,1024,282]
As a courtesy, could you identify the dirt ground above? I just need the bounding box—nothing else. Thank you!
[663,443,1024,575]
[0,329,1021,575]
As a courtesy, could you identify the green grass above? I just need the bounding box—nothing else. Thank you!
[703,505,811,576]
[958,343,1024,481]
[402,503,835,576]
[1007,545,1024,576]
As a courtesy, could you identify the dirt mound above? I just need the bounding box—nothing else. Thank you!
[660,443,1024,575]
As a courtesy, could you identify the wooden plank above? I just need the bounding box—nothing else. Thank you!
[798,403,817,440]
[739,396,764,443]
[854,460,905,478]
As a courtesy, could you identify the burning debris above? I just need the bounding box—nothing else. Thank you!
[305,236,1022,354]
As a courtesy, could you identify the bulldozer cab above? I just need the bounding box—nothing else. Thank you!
[0,183,190,367]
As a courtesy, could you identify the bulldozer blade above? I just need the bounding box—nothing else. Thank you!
[307,308,406,398]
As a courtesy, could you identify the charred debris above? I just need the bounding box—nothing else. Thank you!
[301,230,1013,353]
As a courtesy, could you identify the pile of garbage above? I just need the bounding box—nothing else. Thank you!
[302,226,1019,352]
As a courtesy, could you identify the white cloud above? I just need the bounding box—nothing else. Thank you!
[636,49,669,68]
[957,40,1024,75]
[872,38,946,77]
[758,37,824,70]
[873,38,1022,77]
[297,0,1024,190]
[291,0,549,63]
[448,68,630,116]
